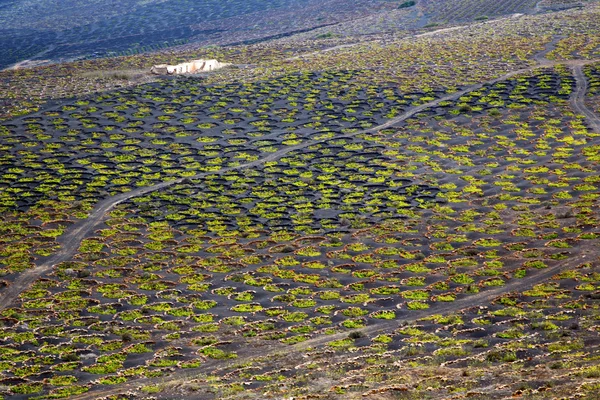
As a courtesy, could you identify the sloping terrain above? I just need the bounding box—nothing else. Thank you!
[0,0,398,70]
[0,2,599,400]
[1,0,581,71]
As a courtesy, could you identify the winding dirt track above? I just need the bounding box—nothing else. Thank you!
[1,39,600,398]
[571,64,600,133]
[533,35,564,66]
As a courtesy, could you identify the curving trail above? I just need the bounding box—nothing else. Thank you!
[3,45,57,71]
[571,64,600,134]
[300,243,597,350]
[533,35,564,66]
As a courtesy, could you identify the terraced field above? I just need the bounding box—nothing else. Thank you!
[0,2,600,400]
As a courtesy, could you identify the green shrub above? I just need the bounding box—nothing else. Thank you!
[406,301,429,310]
[200,346,237,359]
[371,310,396,319]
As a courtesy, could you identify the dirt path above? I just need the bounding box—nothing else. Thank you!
[3,45,56,71]
[285,42,362,61]
[533,35,564,65]
[301,243,598,349]
[571,64,600,133]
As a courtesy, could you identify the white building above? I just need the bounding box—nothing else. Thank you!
[151,59,229,75]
